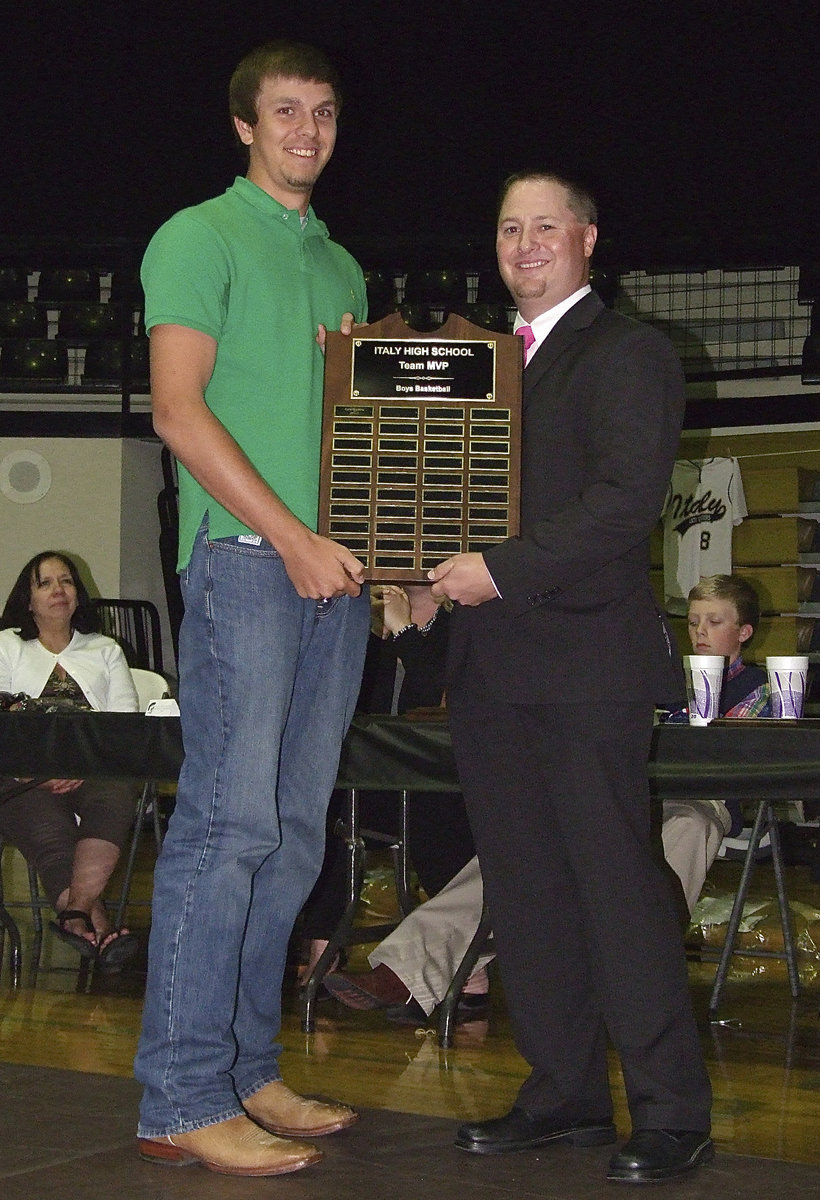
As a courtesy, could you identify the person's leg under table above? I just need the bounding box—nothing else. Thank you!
[0,786,78,910]
[369,854,489,1015]
[661,799,728,916]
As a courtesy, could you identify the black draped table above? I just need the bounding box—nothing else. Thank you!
[2,711,820,800]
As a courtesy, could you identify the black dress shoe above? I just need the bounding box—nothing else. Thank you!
[455,1108,616,1154]
[607,1128,714,1183]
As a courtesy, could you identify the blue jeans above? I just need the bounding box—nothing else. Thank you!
[135,524,369,1136]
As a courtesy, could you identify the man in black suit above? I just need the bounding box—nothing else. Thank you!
[429,171,713,1185]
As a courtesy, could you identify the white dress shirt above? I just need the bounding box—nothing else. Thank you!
[513,284,592,360]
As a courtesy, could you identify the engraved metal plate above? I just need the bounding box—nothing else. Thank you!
[320,311,522,581]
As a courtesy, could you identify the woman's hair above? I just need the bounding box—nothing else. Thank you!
[0,551,99,640]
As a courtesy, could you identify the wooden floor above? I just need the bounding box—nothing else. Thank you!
[1,843,819,1173]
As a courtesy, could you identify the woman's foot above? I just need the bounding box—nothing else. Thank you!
[97,928,139,968]
[49,909,99,958]
[50,904,138,966]
[85,897,137,966]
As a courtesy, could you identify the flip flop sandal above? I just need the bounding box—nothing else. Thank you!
[49,909,99,959]
[96,929,139,968]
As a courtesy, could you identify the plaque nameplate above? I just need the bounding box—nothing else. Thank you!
[351,338,496,403]
[320,311,522,582]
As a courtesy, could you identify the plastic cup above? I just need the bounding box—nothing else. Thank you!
[766,655,809,719]
[683,655,725,726]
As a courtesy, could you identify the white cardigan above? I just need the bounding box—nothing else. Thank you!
[0,627,138,712]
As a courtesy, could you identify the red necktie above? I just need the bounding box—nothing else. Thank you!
[516,323,535,364]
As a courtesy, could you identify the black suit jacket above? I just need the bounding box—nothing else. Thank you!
[450,291,685,704]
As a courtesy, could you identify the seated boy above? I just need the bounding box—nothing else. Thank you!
[662,573,770,911]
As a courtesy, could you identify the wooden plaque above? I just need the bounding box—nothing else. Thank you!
[319,311,522,581]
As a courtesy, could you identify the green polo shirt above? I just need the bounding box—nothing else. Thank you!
[141,176,367,568]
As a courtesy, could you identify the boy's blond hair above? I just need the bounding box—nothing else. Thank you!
[687,574,760,639]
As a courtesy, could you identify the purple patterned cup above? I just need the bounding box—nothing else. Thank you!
[766,656,808,719]
[683,655,725,726]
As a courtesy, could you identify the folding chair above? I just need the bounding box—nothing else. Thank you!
[90,598,164,674]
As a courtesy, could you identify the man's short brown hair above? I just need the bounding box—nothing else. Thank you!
[497,170,598,225]
[229,40,342,137]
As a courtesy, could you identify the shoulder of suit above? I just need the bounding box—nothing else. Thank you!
[583,297,678,354]
[565,292,637,337]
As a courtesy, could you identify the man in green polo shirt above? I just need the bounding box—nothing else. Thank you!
[134,41,371,1178]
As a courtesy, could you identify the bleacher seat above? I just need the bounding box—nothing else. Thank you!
[0,266,28,301]
[363,269,396,322]
[108,269,144,307]
[399,302,444,332]
[403,268,467,309]
[475,268,512,304]
[83,338,149,387]
[0,301,47,339]
[464,302,511,333]
[57,302,125,341]
[0,338,68,383]
[36,268,99,304]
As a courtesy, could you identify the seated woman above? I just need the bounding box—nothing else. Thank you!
[0,551,140,966]
[299,583,482,1005]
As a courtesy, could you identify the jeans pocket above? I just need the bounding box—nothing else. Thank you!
[207,536,280,561]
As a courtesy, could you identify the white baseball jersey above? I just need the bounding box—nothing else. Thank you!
[662,457,747,613]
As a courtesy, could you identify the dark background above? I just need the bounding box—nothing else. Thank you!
[1,1,817,266]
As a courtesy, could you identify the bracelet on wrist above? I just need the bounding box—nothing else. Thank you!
[392,623,415,638]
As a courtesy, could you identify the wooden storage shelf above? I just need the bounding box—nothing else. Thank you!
[741,467,820,514]
[651,564,818,615]
[651,515,807,568]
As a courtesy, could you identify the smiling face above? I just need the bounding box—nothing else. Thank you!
[233,74,337,213]
[496,177,597,320]
[687,597,752,664]
[28,555,78,633]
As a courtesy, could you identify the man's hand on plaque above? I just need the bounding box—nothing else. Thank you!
[428,553,497,606]
[279,528,365,599]
[316,312,367,352]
